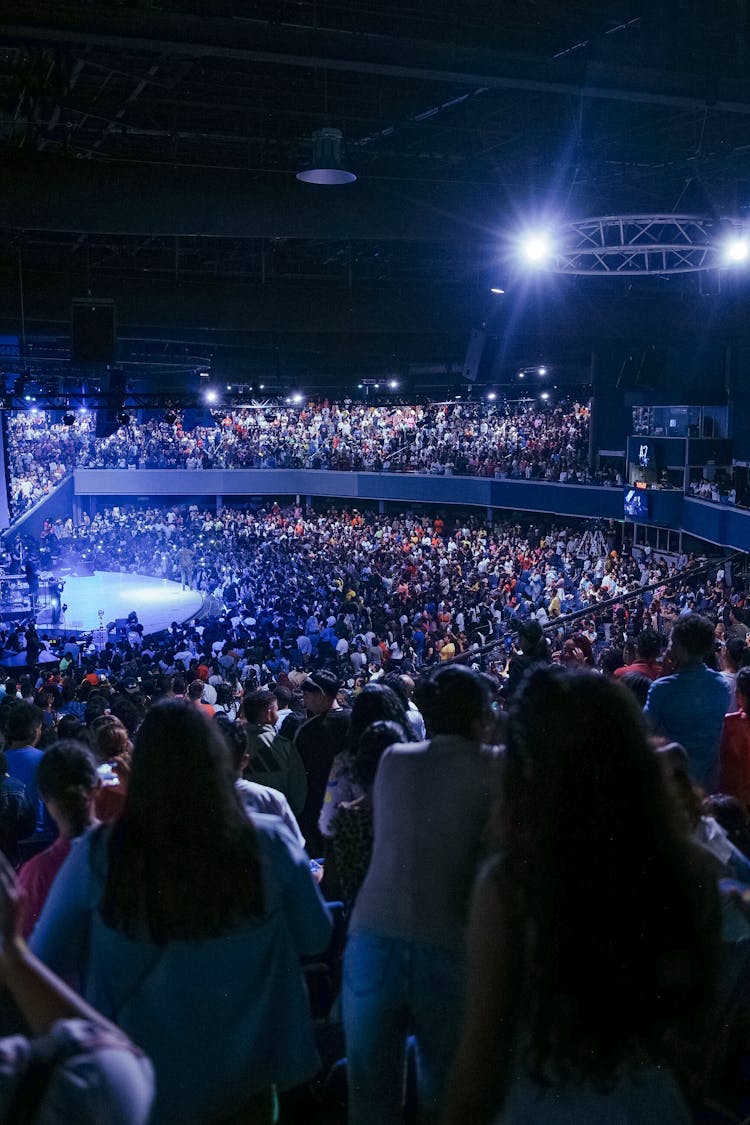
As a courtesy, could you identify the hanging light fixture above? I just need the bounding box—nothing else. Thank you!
[296,127,357,185]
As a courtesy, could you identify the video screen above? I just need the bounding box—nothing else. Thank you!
[624,488,649,519]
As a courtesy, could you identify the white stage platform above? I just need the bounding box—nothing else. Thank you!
[37,572,204,635]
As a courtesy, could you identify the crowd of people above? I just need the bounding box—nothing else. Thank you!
[26,502,706,676]
[5,398,611,520]
[0,544,747,1120]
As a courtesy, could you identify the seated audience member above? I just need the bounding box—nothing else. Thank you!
[0,852,154,1124]
[18,741,100,939]
[645,615,730,790]
[31,701,331,1125]
[243,689,307,816]
[216,715,305,847]
[719,666,750,807]
[329,719,404,913]
[0,749,35,868]
[443,667,720,1125]
[343,664,498,1125]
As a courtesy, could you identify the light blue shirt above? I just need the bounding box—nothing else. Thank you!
[645,663,730,788]
[31,817,331,1125]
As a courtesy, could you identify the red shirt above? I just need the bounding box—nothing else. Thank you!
[18,834,72,938]
[720,710,750,807]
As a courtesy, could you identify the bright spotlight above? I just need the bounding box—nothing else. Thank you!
[520,230,553,265]
[487,391,497,401]
[291,392,303,404]
[538,366,547,375]
[725,236,750,264]
[490,286,505,294]
[204,389,218,404]
[518,372,525,379]
[388,379,399,389]
[540,392,550,401]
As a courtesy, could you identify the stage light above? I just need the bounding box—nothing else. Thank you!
[79,406,88,415]
[490,287,505,294]
[388,379,399,389]
[724,236,750,264]
[540,392,550,401]
[357,383,363,389]
[487,391,497,401]
[259,384,264,390]
[204,389,218,404]
[538,366,547,375]
[519,230,553,265]
[518,371,525,379]
[291,392,303,404]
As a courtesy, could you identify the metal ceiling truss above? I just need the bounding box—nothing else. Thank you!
[551,215,739,275]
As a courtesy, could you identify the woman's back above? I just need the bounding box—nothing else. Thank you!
[31,816,331,1125]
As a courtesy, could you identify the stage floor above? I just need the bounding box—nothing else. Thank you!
[36,571,204,635]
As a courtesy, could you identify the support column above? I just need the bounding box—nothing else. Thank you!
[378,500,385,514]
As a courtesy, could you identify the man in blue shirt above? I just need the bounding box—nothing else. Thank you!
[645,615,729,790]
[4,700,55,848]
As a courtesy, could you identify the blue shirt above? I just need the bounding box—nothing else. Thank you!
[31,817,331,1125]
[5,745,55,840]
[645,664,730,788]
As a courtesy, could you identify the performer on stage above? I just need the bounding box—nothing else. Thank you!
[24,557,40,612]
[48,576,65,625]
[178,546,194,591]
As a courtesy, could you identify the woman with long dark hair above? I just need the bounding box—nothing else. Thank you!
[443,666,720,1124]
[30,700,331,1125]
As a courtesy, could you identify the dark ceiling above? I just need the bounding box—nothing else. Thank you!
[1,1,750,394]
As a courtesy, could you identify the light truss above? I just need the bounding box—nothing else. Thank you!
[549,215,739,275]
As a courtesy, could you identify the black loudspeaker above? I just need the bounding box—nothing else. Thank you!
[461,328,486,382]
[71,299,116,364]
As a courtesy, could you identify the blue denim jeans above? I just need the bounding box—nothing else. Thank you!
[342,930,466,1125]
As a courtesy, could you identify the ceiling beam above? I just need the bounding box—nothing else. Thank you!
[4,6,750,114]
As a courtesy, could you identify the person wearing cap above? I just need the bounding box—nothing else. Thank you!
[295,670,350,858]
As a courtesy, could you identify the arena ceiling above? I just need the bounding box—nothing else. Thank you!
[1,2,750,394]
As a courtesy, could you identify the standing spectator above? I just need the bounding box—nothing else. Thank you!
[4,701,55,851]
[295,670,350,858]
[443,667,719,1124]
[0,748,35,867]
[243,689,307,816]
[18,741,100,938]
[343,665,498,1125]
[719,666,750,807]
[30,701,331,1125]
[645,616,729,790]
